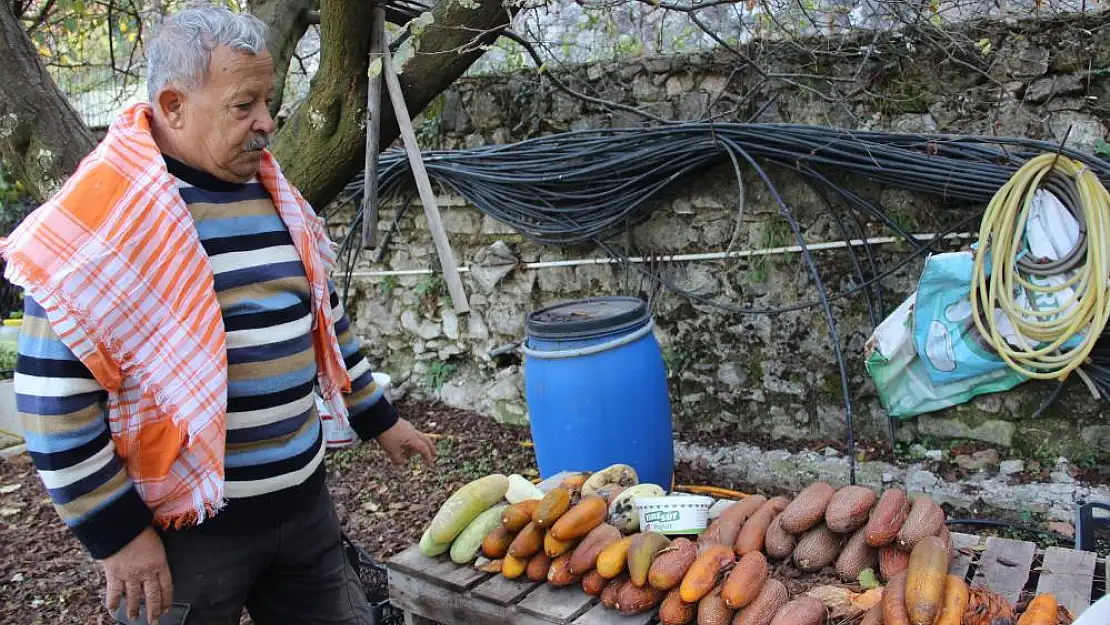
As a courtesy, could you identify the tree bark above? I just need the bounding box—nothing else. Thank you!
[270,0,516,210]
[249,0,317,118]
[0,0,96,202]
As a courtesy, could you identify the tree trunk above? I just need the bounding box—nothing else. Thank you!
[270,0,516,210]
[249,0,317,118]
[0,0,512,211]
[0,0,96,202]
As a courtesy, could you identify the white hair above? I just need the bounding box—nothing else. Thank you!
[145,2,268,101]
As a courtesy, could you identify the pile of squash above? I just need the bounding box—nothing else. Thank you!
[416,471,1069,625]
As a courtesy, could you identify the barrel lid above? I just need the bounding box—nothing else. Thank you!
[526,296,650,340]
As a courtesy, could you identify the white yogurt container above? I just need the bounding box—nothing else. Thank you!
[634,495,714,535]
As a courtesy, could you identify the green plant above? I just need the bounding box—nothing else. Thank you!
[425,361,456,391]
[380,275,399,296]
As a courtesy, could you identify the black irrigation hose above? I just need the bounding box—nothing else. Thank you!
[335,122,1110,486]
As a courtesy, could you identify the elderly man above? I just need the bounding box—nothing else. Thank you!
[3,4,435,624]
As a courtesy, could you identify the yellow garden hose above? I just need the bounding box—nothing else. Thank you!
[970,152,1110,383]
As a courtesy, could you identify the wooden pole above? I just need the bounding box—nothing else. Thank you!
[360,5,386,249]
[380,46,470,314]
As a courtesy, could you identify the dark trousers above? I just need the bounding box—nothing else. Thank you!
[115,480,373,625]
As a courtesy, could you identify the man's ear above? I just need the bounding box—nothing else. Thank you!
[155,88,187,129]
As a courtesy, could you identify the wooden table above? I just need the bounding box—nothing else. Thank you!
[386,530,1106,625]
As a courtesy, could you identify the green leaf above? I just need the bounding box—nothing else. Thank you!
[410,11,435,37]
[1095,138,1110,157]
[858,568,880,589]
[368,57,383,78]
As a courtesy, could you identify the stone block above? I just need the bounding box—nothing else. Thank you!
[440,209,481,235]
[917,415,1016,447]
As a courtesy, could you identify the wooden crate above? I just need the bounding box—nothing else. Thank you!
[388,530,1105,625]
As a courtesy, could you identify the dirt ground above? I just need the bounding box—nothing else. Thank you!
[0,399,1100,624]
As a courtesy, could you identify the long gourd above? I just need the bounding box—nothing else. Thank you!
[450,504,509,564]
[427,474,510,544]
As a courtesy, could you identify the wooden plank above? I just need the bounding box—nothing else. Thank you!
[1036,547,1097,615]
[949,532,982,580]
[572,602,655,625]
[386,547,489,590]
[388,546,446,577]
[380,46,470,314]
[403,613,436,625]
[971,536,1037,603]
[359,5,386,249]
[517,584,597,623]
[389,569,556,625]
[441,565,493,590]
[472,575,542,605]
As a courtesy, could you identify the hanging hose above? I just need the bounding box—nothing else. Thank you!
[970,153,1110,384]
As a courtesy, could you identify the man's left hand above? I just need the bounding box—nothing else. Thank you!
[377,418,437,465]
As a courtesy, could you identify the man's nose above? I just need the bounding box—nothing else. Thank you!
[254,107,276,135]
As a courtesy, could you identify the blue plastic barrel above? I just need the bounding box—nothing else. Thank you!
[522,296,675,489]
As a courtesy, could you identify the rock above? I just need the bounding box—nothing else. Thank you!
[1082,425,1110,449]
[1025,74,1084,104]
[1049,471,1075,484]
[442,310,460,340]
[400,310,441,340]
[909,444,929,459]
[925,449,944,461]
[716,362,748,388]
[824,447,841,458]
[999,460,1025,476]
[955,449,1000,472]
[917,416,1016,447]
[469,241,518,293]
[882,472,895,483]
[1048,521,1075,539]
[1046,111,1107,153]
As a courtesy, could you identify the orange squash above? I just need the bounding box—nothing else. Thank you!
[932,574,969,625]
[679,544,735,604]
[1015,594,1059,625]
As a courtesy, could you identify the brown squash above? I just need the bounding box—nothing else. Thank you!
[778,482,836,535]
[733,578,789,625]
[699,496,768,549]
[768,596,827,625]
[720,551,768,609]
[501,500,540,532]
[508,521,544,559]
[735,497,790,556]
[660,588,698,625]
[866,488,910,548]
[836,526,878,583]
[880,571,912,625]
[904,536,949,625]
[569,523,622,575]
[534,487,572,528]
[526,551,552,582]
[825,485,877,534]
[764,514,796,561]
[649,537,699,591]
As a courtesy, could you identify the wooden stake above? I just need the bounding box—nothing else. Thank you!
[360,5,386,249]
[380,46,470,314]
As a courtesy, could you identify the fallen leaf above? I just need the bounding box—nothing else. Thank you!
[11,573,24,582]
[0,483,21,494]
[0,506,23,516]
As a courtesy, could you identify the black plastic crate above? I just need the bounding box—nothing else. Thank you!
[341,533,445,625]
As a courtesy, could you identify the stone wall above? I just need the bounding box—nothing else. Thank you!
[335,14,1110,464]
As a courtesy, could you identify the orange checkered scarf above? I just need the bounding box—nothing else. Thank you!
[0,103,352,529]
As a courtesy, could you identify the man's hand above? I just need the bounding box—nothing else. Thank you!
[101,526,173,623]
[377,418,436,465]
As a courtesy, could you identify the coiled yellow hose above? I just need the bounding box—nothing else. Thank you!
[970,153,1110,382]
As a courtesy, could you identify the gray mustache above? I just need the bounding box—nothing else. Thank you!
[244,135,270,151]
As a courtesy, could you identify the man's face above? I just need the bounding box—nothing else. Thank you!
[160,45,276,183]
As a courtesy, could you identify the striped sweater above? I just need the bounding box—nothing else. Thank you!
[14,155,397,559]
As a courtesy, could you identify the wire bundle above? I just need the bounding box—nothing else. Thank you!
[335,122,1110,484]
